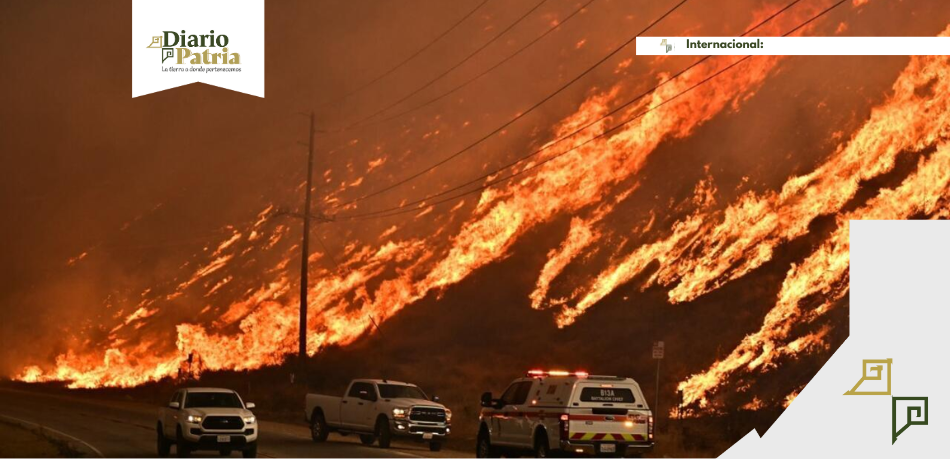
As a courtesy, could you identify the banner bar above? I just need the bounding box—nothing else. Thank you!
[636,36,950,55]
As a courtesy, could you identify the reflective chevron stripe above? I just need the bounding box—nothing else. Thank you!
[569,432,645,441]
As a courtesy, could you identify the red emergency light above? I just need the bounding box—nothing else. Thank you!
[526,369,589,378]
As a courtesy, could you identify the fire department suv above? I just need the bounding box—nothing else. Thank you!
[477,371,653,457]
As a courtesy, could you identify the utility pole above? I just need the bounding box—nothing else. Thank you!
[655,357,661,422]
[274,111,333,376]
[299,111,316,359]
[652,341,664,430]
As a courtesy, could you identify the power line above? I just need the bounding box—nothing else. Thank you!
[318,0,490,108]
[342,0,847,221]
[331,0,691,209]
[336,0,848,222]
[347,0,598,131]
[335,0,806,220]
[315,233,342,273]
[340,57,753,221]
[336,0,552,130]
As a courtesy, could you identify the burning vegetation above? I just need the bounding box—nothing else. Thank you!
[8,0,950,429]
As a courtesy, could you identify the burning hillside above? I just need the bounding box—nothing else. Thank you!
[7,0,950,423]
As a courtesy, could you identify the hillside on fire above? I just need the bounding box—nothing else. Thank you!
[2,0,950,456]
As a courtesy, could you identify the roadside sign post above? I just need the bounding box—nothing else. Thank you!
[652,341,664,430]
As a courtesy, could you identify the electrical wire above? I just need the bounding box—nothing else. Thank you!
[332,0,691,209]
[336,0,848,222]
[317,0,490,107]
[335,0,806,220]
[342,0,599,131]
[335,0,552,129]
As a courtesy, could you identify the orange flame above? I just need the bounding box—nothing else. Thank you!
[675,40,950,410]
[15,5,928,403]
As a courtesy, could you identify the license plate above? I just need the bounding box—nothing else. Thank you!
[599,444,616,453]
[422,433,434,440]
[217,435,231,443]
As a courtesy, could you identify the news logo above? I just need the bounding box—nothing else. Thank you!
[843,358,892,395]
[843,358,929,445]
[659,38,673,53]
[892,397,928,444]
[132,0,263,98]
[146,31,240,65]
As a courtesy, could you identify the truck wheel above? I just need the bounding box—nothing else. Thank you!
[375,418,392,448]
[157,424,171,457]
[310,411,329,442]
[242,442,257,458]
[176,426,191,458]
[359,434,375,445]
[429,441,443,452]
[476,428,499,458]
[534,431,549,458]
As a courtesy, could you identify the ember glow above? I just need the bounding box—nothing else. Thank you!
[8,0,949,422]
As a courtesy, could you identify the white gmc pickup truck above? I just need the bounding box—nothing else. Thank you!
[305,379,451,451]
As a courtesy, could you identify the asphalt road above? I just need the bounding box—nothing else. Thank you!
[0,388,469,458]
[0,419,70,457]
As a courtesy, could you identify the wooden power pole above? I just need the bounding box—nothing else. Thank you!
[299,111,316,359]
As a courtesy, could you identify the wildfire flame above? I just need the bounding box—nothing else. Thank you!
[15,4,950,423]
[674,40,950,409]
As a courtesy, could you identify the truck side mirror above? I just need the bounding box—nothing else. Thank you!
[480,392,493,407]
[432,395,441,402]
[168,402,180,409]
[245,402,255,410]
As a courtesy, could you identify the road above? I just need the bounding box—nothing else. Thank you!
[0,418,73,457]
[0,388,469,458]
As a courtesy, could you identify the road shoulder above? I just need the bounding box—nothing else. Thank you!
[0,414,101,458]
[0,418,83,458]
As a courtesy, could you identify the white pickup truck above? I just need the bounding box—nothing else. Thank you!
[305,379,451,451]
[157,387,258,458]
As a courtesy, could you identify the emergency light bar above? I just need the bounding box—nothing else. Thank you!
[526,369,589,378]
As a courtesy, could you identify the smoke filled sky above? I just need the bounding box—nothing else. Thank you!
[2,0,949,414]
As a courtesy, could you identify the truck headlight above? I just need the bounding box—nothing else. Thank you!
[186,415,203,424]
[392,407,408,419]
[445,408,452,423]
[243,416,256,424]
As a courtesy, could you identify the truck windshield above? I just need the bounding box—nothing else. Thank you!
[378,384,427,400]
[184,392,244,408]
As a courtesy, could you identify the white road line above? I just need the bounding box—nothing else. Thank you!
[259,422,423,458]
[379,447,419,458]
[0,413,106,458]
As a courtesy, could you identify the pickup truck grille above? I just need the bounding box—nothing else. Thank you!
[202,416,244,430]
[409,407,446,423]
[409,425,446,434]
